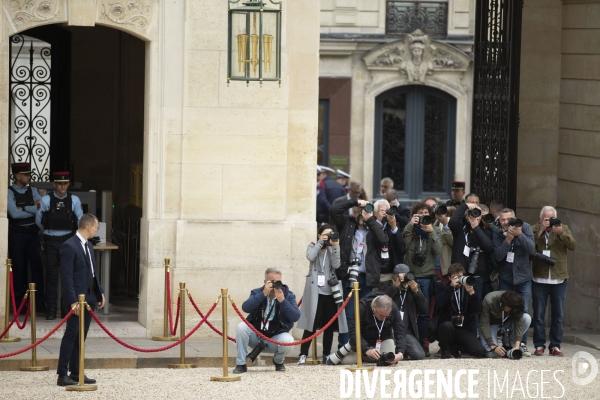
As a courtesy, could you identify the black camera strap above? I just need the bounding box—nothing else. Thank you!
[454,288,462,315]
[544,231,550,249]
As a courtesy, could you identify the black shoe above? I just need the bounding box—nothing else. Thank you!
[441,351,453,359]
[233,365,247,374]
[69,375,96,384]
[57,375,77,386]
[273,359,286,372]
[46,308,57,320]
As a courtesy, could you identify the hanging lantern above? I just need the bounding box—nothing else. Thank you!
[227,0,282,87]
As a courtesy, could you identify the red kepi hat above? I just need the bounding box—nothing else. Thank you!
[52,171,70,183]
[11,163,31,175]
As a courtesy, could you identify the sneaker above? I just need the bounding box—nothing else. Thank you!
[534,347,545,356]
[520,344,531,357]
[325,356,336,366]
[273,358,286,371]
[550,347,564,357]
[298,355,307,366]
[441,351,453,359]
[233,365,247,374]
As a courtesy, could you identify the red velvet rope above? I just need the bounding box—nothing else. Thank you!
[9,271,31,329]
[230,292,352,346]
[297,297,302,307]
[0,309,73,359]
[166,271,180,336]
[89,301,218,353]
[187,294,236,343]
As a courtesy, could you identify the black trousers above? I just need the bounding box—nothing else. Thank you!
[57,300,97,376]
[436,321,485,357]
[43,239,67,309]
[8,230,44,306]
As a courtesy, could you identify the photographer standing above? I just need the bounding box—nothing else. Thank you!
[297,224,348,365]
[434,264,485,359]
[384,264,427,360]
[374,199,405,291]
[479,291,531,358]
[493,208,535,356]
[403,202,442,356]
[233,268,300,374]
[531,206,576,357]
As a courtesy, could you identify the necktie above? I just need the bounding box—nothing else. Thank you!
[85,243,94,291]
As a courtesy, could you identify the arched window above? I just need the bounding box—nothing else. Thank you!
[374,85,456,200]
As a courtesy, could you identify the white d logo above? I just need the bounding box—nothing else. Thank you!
[572,351,598,386]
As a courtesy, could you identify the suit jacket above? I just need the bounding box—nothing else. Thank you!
[60,234,104,305]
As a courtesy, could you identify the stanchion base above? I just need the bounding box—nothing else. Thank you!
[210,376,241,382]
[168,364,198,369]
[0,337,21,342]
[66,384,98,391]
[20,366,49,371]
[306,359,321,365]
[152,336,179,341]
[345,366,374,372]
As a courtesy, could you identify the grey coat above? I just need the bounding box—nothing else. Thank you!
[296,240,348,333]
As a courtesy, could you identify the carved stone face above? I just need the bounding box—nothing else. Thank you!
[411,47,423,64]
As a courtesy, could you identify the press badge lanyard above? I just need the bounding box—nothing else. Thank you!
[501,311,509,325]
[318,250,327,287]
[454,289,462,315]
[463,226,472,257]
[398,291,407,311]
[261,298,277,331]
[374,315,386,350]
[542,232,552,257]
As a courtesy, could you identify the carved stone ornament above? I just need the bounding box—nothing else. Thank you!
[7,0,62,25]
[363,30,472,82]
[99,1,152,30]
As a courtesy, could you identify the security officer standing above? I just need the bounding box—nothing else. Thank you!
[444,181,466,207]
[36,171,83,320]
[7,163,45,313]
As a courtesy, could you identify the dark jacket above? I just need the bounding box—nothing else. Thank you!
[385,284,427,339]
[380,220,405,275]
[531,222,576,281]
[60,234,104,305]
[349,292,406,355]
[448,203,494,273]
[329,198,389,286]
[434,282,481,332]
[493,222,536,285]
[242,285,301,336]
[317,177,347,222]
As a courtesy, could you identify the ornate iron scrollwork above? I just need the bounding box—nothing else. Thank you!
[470,0,523,208]
[9,34,52,182]
[386,1,448,37]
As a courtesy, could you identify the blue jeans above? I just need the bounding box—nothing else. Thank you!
[532,280,568,350]
[337,274,372,348]
[235,323,293,366]
[498,279,531,344]
[478,314,532,352]
[415,277,432,346]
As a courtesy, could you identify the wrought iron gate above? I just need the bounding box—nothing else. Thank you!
[470,0,523,208]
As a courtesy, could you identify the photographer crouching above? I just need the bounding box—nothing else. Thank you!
[233,268,300,374]
[479,291,531,359]
[325,294,405,366]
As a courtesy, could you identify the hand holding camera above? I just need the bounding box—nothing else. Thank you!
[262,280,273,296]
[386,212,397,230]
[361,208,373,221]
[548,217,563,235]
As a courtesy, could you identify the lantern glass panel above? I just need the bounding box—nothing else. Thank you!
[261,11,278,80]
[230,11,249,79]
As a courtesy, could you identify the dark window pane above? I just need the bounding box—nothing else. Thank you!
[381,93,406,191]
[422,94,448,192]
[318,100,329,165]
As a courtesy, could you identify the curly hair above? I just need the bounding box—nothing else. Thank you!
[447,263,465,277]
[500,291,525,321]
[411,202,433,217]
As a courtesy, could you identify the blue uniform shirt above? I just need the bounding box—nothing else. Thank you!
[7,184,42,226]
[36,192,83,236]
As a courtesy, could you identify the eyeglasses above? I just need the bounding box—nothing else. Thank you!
[350,189,363,195]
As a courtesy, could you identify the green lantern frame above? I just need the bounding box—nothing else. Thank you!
[227,0,282,87]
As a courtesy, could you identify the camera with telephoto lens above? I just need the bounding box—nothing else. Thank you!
[326,342,352,365]
[346,257,361,288]
[529,252,557,267]
[412,251,426,267]
[90,236,101,245]
[247,340,268,362]
[468,246,481,275]
[482,213,495,224]
[376,352,396,366]
[270,280,283,290]
[403,271,415,283]
[508,218,523,228]
[549,217,561,227]
[457,275,476,286]
[362,203,374,213]
[322,231,339,248]
[451,315,463,326]
[498,326,522,360]
[467,208,482,218]
[328,276,343,304]
[435,205,448,216]
[386,206,398,216]
[416,215,432,226]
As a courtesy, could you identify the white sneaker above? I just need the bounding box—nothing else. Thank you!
[298,355,307,366]
[521,344,531,357]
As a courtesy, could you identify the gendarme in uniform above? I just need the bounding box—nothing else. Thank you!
[7,162,45,312]
[36,171,83,320]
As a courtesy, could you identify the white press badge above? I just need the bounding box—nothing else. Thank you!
[375,340,382,351]
[507,251,515,263]
[317,273,325,287]
[381,247,389,259]
[543,250,551,257]
[400,311,404,321]
[463,245,471,257]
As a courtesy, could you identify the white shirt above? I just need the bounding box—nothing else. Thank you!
[76,232,95,278]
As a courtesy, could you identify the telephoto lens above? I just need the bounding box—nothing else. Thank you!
[247,341,268,362]
[363,204,374,213]
[482,213,495,224]
[529,252,557,267]
[468,247,480,275]
[549,217,561,227]
[346,257,361,288]
[403,271,416,282]
[330,282,343,304]
[418,215,432,225]
[326,342,353,365]
[271,280,283,289]
[505,348,523,360]
[435,205,448,216]
[508,218,523,227]
[386,206,398,216]
[376,352,396,366]
[468,208,482,218]
[457,275,476,286]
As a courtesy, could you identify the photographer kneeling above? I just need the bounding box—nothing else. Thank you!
[479,290,531,359]
[234,268,301,374]
[326,294,405,366]
[384,264,427,360]
[434,263,485,359]
[297,224,348,365]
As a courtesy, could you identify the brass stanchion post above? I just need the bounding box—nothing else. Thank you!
[305,337,321,364]
[20,283,48,371]
[346,281,373,372]
[153,258,177,341]
[169,283,197,368]
[66,294,97,391]
[1,259,20,343]
[210,288,240,382]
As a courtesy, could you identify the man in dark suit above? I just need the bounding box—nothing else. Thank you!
[56,213,105,386]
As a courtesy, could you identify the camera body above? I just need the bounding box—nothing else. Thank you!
[270,280,283,290]
[549,217,561,227]
[322,231,339,248]
[386,206,398,216]
[403,271,416,282]
[508,218,523,228]
[376,352,396,366]
[416,215,432,226]
[451,315,463,326]
[498,326,522,360]
[411,251,426,267]
[529,252,556,267]
[362,203,374,213]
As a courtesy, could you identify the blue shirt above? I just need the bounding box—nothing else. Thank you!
[7,184,42,226]
[36,192,83,236]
